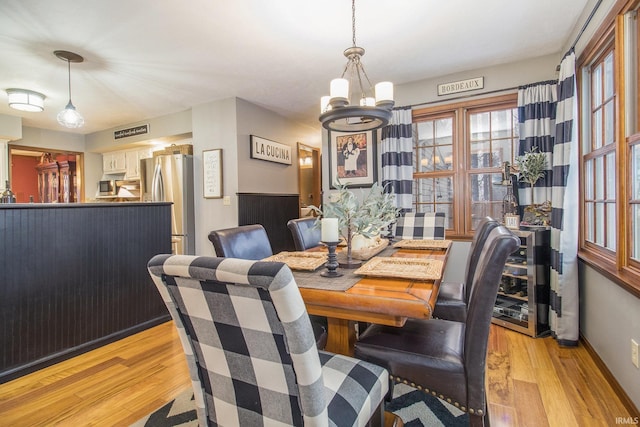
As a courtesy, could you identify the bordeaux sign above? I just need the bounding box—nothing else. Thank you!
[114,124,149,139]
[437,77,484,96]
[250,135,291,165]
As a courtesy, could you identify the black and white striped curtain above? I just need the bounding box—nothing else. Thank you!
[550,50,579,346]
[381,107,413,211]
[517,52,579,346]
[517,80,557,206]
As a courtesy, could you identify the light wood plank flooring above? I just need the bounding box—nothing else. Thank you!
[0,321,635,426]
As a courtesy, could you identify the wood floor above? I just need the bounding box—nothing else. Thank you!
[0,321,635,426]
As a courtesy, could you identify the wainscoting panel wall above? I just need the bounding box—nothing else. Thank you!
[0,203,172,383]
[238,193,299,254]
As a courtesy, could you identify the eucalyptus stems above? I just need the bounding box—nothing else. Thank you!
[515,147,547,204]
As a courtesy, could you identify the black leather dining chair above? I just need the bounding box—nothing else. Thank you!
[208,223,328,349]
[287,217,322,251]
[354,225,519,427]
[432,216,501,322]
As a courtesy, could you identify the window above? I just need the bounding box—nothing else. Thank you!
[578,1,640,294]
[412,95,518,237]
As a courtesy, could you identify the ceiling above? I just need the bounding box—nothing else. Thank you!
[0,0,591,136]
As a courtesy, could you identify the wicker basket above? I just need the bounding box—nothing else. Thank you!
[351,238,389,260]
[154,144,193,156]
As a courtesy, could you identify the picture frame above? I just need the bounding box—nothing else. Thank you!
[203,149,223,198]
[328,130,377,189]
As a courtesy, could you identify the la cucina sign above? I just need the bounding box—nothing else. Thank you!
[250,135,292,165]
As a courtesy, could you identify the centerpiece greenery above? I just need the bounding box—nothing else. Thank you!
[515,147,550,225]
[310,181,399,265]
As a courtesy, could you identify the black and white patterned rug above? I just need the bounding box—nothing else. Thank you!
[131,383,468,427]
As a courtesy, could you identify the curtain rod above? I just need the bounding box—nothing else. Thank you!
[570,0,603,51]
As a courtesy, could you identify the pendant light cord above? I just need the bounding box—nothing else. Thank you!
[66,59,72,102]
[351,0,357,47]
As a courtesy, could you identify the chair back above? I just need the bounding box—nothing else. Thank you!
[463,226,519,413]
[208,224,273,259]
[148,254,327,426]
[463,217,501,300]
[287,217,322,251]
[394,212,445,240]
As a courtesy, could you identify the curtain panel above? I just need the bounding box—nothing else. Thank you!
[381,107,413,211]
[549,50,580,346]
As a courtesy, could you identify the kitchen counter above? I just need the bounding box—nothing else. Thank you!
[0,202,172,383]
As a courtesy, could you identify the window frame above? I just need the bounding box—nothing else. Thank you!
[412,94,518,239]
[577,0,640,298]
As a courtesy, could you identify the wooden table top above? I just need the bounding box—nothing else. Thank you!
[296,244,451,327]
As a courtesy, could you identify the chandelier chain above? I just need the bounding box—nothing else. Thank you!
[352,0,356,47]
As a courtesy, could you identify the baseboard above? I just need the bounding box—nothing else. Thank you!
[580,334,639,416]
[0,315,170,384]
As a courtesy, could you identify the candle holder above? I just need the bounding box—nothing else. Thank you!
[320,241,343,278]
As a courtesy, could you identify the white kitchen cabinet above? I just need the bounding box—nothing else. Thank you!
[103,151,127,174]
[125,150,140,179]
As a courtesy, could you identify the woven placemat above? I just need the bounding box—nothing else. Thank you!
[293,246,397,291]
[354,257,444,281]
[393,239,452,250]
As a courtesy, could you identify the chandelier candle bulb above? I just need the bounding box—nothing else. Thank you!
[330,78,349,103]
[321,218,339,242]
[375,81,394,103]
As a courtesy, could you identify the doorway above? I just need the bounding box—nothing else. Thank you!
[8,144,84,203]
[297,143,321,216]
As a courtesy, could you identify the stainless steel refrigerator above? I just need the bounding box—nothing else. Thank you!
[141,154,195,255]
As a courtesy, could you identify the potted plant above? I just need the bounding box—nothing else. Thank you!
[310,180,399,266]
[515,147,550,226]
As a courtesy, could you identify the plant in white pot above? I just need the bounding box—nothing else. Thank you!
[310,181,399,267]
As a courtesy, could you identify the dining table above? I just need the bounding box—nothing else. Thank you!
[266,239,452,356]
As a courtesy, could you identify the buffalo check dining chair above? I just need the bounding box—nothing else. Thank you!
[148,254,389,427]
[394,212,446,240]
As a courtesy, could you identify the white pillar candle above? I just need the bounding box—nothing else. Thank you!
[330,78,349,100]
[321,218,339,242]
[375,81,394,103]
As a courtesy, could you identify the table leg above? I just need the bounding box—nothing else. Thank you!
[325,317,356,356]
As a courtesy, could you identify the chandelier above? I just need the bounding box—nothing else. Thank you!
[319,0,394,132]
[55,50,85,129]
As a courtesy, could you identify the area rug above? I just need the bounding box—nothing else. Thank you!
[131,383,468,427]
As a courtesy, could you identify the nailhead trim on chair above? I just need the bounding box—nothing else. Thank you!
[390,375,489,415]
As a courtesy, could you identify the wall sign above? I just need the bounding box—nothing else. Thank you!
[437,77,484,96]
[250,135,291,165]
[114,124,149,139]
[203,149,223,198]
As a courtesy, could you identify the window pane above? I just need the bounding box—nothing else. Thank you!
[586,202,594,242]
[435,177,453,202]
[633,145,640,199]
[435,119,453,145]
[606,153,616,199]
[470,112,490,141]
[604,52,614,99]
[417,121,434,144]
[417,179,434,203]
[606,203,616,250]
[595,202,605,245]
[594,108,603,149]
[492,139,512,167]
[595,156,604,199]
[585,159,594,199]
[604,101,614,146]
[633,205,640,261]
[434,145,453,171]
[491,109,512,139]
[418,146,434,172]
[592,63,602,106]
[470,141,491,168]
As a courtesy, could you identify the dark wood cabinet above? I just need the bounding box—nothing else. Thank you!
[35,157,77,203]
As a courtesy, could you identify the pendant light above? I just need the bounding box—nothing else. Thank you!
[319,0,394,132]
[55,50,85,129]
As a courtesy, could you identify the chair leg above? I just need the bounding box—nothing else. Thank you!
[366,402,384,427]
[469,412,487,427]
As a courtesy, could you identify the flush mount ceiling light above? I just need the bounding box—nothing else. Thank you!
[54,50,85,129]
[319,0,394,132]
[6,88,45,112]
